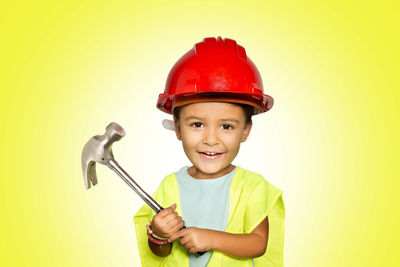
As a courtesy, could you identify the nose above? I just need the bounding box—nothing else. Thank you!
[203,127,219,146]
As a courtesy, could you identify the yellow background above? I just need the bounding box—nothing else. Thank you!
[1,1,399,266]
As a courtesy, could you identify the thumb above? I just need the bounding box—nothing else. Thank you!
[158,203,177,217]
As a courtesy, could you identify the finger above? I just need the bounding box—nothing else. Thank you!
[168,227,187,243]
[179,233,192,247]
[189,246,199,254]
[170,220,185,234]
[157,204,176,218]
[180,237,190,247]
[156,211,177,225]
[166,221,183,237]
[167,215,183,227]
[184,241,199,254]
[168,229,185,243]
[158,203,177,218]
[163,213,179,226]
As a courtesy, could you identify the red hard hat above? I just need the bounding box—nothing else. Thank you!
[157,36,274,115]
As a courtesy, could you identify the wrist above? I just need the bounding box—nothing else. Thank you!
[204,229,220,251]
[149,222,168,239]
[146,223,169,245]
[212,230,221,251]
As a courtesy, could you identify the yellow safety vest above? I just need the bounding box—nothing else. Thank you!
[134,167,285,266]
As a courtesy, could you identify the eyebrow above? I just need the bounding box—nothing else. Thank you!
[221,118,241,123]
[184,116,203,121]
[184,116,240,123]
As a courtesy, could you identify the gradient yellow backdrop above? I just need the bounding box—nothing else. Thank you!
[1,1,399,266]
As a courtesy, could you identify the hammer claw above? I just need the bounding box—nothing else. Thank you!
[86,161,98,189]
[82,158,98,189]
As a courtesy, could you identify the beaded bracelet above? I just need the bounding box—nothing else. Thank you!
[146,223,169,240]
[146,223,169,245]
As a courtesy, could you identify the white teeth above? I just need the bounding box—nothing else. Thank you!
[205,152,218,156]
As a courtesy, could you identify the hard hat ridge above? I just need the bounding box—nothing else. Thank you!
[194,37,246,60]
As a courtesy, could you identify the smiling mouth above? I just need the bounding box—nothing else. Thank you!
[200,152,222,156]
[198,151,224,159]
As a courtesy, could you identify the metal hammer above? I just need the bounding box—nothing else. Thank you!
[81,122,163,213]
[81,122,206,256]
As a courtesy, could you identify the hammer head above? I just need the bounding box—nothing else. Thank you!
[81,122,126,189]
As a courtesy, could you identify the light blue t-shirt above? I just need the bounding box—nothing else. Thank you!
[175,166,236,267]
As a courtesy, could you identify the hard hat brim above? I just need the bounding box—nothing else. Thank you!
[157,92,273,115]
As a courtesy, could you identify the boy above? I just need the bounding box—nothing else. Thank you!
[134,37,285,266]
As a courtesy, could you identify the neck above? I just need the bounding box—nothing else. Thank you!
[187,164,236,179]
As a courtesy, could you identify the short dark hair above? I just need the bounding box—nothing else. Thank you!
[173,103,254,125]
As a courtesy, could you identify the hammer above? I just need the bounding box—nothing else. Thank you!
[81,122,163,213]
[81,122,206,256]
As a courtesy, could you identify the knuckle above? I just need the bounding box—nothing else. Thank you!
[157,211,165,217]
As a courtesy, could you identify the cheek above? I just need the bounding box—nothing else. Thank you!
[181,131,202,148]
[223,134,242,151]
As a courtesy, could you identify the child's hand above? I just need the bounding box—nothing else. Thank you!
[168,227,214,254]
[151,203,184,239]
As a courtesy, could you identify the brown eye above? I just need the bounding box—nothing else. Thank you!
[192,122,203,128]
[222,124,233,130]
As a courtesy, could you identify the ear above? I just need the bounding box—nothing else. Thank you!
[240,120,252,143]
[174,119,182,141]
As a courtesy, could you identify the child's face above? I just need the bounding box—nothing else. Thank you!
[174,102,252,179]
